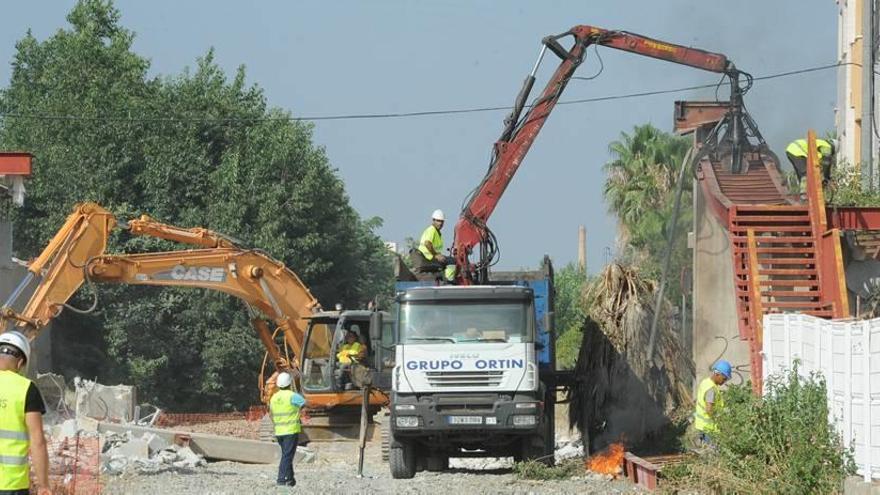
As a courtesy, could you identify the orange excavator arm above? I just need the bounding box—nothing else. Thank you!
[1,202,319,384]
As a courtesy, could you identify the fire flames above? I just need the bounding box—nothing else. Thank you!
[587,442,625,476]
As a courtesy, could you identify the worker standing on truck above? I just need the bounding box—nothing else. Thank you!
[411,210,456,281]
[270,372,306,487]
[0,331,51,495]
[785,138,835,184]
[693,359,732,447]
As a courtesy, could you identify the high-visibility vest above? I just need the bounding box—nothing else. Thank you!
[785,138,832,160]
[693,376,722,433]
[337,342,363,364]
[269,389,302,436]
[418,225,443,261]
[0,370,32,490]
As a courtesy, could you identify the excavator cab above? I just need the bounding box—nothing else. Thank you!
[300,309,393,395]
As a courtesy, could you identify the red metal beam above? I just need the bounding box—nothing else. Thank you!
[0,152,33,176]
[828,207,880,230]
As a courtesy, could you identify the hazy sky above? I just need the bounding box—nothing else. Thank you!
[1,1,838,272]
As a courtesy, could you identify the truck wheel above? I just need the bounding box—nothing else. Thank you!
[389,441,416,479]
[425,454,449,472]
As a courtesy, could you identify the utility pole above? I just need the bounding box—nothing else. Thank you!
[862,0,875,189]
[577,225,586,274]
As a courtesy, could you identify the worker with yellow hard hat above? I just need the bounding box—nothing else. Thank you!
[0,331,52,495]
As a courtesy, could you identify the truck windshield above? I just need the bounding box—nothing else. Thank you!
[399,301,530,344]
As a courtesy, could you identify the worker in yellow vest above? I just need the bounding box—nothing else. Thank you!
[410,209,457,282]
[693,359,732,446]
[270,372,306,487]
[336,330,365,365]
[0,331,51,495]
[785,138,835,184]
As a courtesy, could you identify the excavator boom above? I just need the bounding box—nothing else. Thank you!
[0,202,321,396]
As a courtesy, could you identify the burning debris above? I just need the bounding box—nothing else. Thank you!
[587,442,625,476]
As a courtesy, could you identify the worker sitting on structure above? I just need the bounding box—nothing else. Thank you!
[410,209,456,282]
[785,137,835,184]
[693,359,732,448]
[335,329,366,390]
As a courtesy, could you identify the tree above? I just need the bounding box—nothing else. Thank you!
[602,124,690,296]
[554,262,589,370]
[0,0,392,410]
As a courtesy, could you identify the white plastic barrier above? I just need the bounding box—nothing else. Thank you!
[763,313,880,481]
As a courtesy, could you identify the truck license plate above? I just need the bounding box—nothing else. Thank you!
[447,416,483,425]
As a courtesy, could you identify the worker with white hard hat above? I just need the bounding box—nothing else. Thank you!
[411,209,456,280]
[269,371,306,487]
[0,331,51,494]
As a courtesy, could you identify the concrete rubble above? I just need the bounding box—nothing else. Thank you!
[102,430,207,474]
[37,376,319,480]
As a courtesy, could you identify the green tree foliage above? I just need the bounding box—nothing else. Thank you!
[553,262,589,370]
[603,124,690,297]
[0,0,392,410]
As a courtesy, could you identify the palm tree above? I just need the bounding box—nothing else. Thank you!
[603,124,690,249]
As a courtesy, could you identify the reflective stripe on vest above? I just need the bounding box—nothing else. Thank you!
[693,376,720,433]
[0,370,32,490]
[269,389,302,435]
[337,342,363,364]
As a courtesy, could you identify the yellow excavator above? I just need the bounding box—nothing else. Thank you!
[0,202,390,439]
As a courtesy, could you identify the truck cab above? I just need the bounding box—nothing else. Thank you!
[387,259,557,478]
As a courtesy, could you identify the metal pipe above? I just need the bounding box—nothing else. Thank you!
[2,272,35,309]
[647,148,693,363]
[862,0,875,189]
[530,45,548,77]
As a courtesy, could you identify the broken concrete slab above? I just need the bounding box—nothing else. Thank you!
[141,432,168,455]
[96,421,294,464]
[115,438,149,459]
[75,377,136,423]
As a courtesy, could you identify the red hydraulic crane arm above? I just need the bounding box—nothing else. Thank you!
[453,25,737,284]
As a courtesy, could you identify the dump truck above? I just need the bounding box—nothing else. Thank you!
[383,24,754,478]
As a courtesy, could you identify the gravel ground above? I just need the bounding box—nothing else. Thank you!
[103,440,645,494]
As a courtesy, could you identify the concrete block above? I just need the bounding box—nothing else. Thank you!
[141,433,168,455]
[74,377,136,422]
[115,438,149,459]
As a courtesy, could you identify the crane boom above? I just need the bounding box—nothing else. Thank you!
[453,25,745,284]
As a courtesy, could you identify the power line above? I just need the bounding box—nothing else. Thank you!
[0,62,862,125]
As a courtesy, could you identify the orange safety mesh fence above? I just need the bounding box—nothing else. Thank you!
[34,432,102,495]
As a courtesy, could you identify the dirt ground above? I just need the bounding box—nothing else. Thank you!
[104,402,646,494]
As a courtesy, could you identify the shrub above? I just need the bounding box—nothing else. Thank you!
[664,367,854,494]
[513,459,585,480]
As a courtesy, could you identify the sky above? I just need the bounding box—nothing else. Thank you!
[1,1,839,273]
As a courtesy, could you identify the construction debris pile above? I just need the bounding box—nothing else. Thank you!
[569,263,694,451]
[102,430,206,474]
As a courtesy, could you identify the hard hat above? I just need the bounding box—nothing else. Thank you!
[712,360,733,380]
[0,331,30,364]
[431,209,445,221]
[350,324,360,333]
[276,372,292,389]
